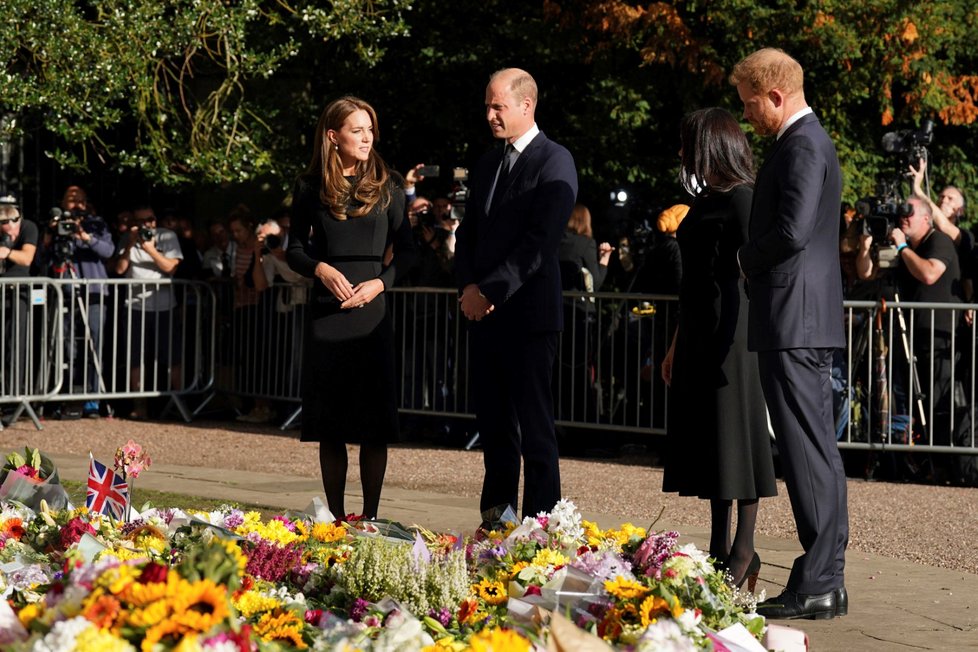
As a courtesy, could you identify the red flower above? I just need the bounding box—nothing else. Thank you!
[305,608,324,625]
[138,562,168,584]
[14,465,40,480]
[59,518,97,551]
[524,585,542,597]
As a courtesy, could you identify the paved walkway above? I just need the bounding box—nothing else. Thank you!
[50,453,977,651]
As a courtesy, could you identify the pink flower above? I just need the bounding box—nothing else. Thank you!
[114,440,152,479]
[14,465,40,480]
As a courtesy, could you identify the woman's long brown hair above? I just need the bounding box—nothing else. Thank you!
[305,96,391,220]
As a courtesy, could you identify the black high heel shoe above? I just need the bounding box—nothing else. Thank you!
[728,552,761,592]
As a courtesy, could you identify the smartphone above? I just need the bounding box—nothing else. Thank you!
[417,164,440,177]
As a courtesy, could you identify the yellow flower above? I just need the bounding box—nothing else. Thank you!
[604,576,650,601]
[95,564,142,595]
[233,590,282,618]
[639,595,671,627]
[254,609,308,649]
[129,599,170,628]
[466,627,532,652]
[311,521,348,543]
[221,540,249,576]
[141,619,191,652]
[17,603,42,628]
[473,579,508,606]
[235,518,301,547]
[507,561,528,578]
[170,579,230,632]
[530,548,567,569]
[173,635,203,652]
[121,578,169,608]
[582,520,604,547]
[75,625,136,652]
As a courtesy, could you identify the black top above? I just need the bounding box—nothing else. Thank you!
[897,228,961,334]
[1,219,39,277]
[558,231,607,292]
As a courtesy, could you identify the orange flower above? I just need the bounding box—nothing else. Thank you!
[83,594,123,631]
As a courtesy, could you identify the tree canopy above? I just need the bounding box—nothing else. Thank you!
[2,0,977,223]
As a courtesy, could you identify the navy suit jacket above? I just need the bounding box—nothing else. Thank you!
[739,113,845,351]
[455,131,578,333]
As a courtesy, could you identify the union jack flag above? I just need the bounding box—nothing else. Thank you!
[87,457,129,520]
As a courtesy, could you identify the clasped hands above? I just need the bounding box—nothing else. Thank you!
[460,283,494,321]
[316,262,383,309]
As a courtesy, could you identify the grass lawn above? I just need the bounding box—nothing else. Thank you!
[61,480,283,520]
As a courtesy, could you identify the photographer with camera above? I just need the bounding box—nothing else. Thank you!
[856,196,962,461]
[0,195,38,404]
[40,186,115,418]
[114,204,184,418]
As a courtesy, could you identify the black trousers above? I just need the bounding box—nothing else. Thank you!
[471,327,560,518]
[758,347,848,594]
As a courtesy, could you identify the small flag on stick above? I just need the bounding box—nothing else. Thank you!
[86,454,128,520]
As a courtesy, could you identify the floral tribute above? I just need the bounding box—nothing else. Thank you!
[0,481,765,650]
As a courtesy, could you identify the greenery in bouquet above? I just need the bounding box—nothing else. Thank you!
[2,448,47,483]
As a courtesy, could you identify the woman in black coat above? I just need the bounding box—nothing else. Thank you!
[660,108,777,591]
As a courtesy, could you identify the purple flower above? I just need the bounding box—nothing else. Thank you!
[632,531,680,578]
[243,539,303,583]
[350,598,370,623]
[223,510,245,529]
[478,544,508,563]
[428,607,452,627]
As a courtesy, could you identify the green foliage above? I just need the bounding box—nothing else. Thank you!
[3,0,978,216]
[0,0,410,185]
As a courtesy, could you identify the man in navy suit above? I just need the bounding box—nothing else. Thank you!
[455,68,578,523]
[731,48,848,620]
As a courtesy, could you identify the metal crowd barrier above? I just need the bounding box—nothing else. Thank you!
[4,276,977,461]
[0,278,215,426]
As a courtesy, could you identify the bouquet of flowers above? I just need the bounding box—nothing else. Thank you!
[0,448,68,511]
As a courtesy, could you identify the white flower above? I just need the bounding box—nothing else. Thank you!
[634,618,698,652]
[31,616,92,652]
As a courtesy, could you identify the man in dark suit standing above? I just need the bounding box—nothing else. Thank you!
[455,68,578,524]
[731,48,848,620]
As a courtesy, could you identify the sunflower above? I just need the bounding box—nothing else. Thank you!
[170,579,230,632]
[128,599,170,629]
[473,579,508,606]
[254,609,308,649]
[639,595,671,627]
[604,576,650,601]
[141,618,191,651]
[121,578,170,608]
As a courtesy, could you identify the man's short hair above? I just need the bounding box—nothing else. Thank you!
[910,195,933,222]
[490,68,538,106]
[729,48,804,96]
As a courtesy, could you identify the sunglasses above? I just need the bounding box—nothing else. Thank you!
[0,216,21,225]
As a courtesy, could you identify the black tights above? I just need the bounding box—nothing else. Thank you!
[709,498,759,580]
[318,441,388,520]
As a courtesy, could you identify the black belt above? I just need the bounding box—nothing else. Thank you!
[325,255,383,263]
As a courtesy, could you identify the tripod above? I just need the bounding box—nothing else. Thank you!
[855,293,929,480]
[49,260,113,417]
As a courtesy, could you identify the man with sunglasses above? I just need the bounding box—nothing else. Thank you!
[1,196,39,407]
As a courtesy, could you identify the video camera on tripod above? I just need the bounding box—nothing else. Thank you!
[853,120,934,269]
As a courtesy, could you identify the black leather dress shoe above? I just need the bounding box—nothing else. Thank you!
[834,587,848,617]
[756,588,837,620]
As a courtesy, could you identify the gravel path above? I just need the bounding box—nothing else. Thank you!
[5,417,977,575]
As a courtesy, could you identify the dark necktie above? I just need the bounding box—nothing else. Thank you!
[221,251,231,278]
[489,144,515,212]
[499,143,515,181]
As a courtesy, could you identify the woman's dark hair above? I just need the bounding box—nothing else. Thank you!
[679,107,754,195]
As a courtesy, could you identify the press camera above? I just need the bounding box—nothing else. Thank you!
[853,120,934,268]
[448,167,469,221]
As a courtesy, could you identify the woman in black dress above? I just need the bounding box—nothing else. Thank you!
[287,96,414,520]
[661,107,777,590]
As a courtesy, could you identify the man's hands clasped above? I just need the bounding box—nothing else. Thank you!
[460,283,494,321]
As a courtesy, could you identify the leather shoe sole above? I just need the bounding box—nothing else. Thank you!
[756,588,837,620]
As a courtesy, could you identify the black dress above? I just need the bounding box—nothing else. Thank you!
[662,185,777,500]
[287,176,414,443]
